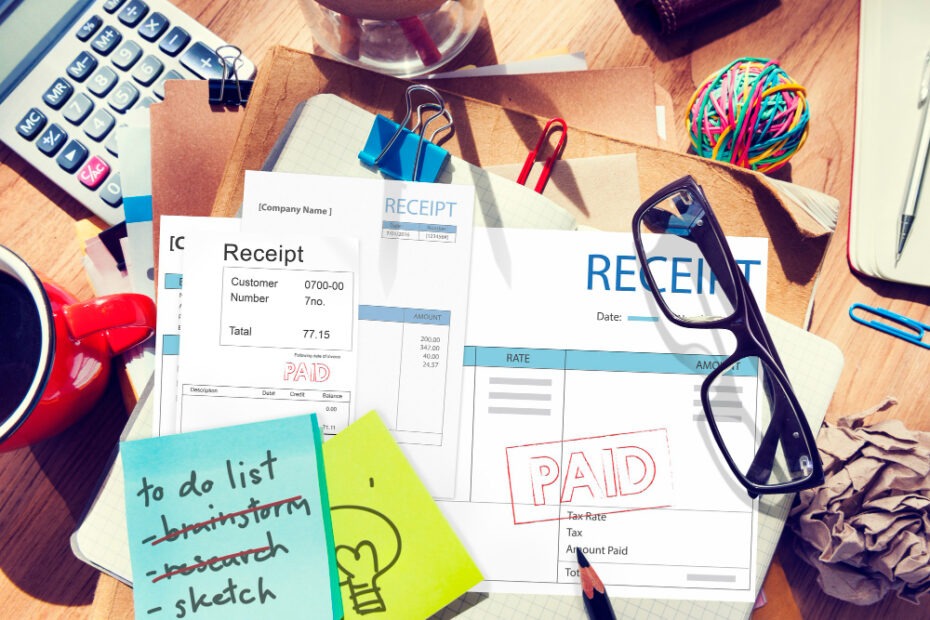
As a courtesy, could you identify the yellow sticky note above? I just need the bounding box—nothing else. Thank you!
[323,411,482,618]
[74,219,104,244]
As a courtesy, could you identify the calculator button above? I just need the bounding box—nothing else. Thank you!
[99,174,122,206]
[112,40,142,70]
[56,140,89,173]
[180,42,225,79]
[131,55,163,85]
[63,93,94,124]
[118,0,148,27]
[16,108,47,140]
[136,95,157,109]
[77,155,110,189]
[158,26,190,56]
[105,134,119,156]
[108,81,139,112]
[153,70,183,99]
[138,12,169,41]
[76,15,102,41]
[103,0,128,13]
[37,124,68,156]
[91,25,122,55]
[87,66,118,97]
[67,51,98,82]
[42,78,73,109]
[83,108,115,141]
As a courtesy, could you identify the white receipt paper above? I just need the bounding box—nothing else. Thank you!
[153,215,241,436]
[241,171,476,499]
[439,226,769,602]
[174,228,360,435]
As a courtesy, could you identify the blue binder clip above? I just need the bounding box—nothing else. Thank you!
[359,84,453,182]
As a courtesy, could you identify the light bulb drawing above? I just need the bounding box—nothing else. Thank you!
[331,504,402,615]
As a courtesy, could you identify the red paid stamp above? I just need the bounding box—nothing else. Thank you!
[505,428,673,524]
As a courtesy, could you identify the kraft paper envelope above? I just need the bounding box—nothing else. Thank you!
[486,154,643,231]
[425,66,662,148]
[149,80,245,277]
[212,47,830,328]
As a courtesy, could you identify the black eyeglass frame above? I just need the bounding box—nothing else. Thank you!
[631,175,824,498]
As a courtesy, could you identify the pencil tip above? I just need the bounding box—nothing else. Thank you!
[576,548,590,567]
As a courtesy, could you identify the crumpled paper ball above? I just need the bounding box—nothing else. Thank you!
[788,401,930,605]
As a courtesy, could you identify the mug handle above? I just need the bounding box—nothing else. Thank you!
[62,294,157,355]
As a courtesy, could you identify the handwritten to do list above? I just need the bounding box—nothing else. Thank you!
[121,414,341,619]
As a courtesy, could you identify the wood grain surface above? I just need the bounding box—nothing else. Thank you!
[1,1,927,618]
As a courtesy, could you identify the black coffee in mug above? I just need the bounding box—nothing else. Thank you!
[0,270,43,419]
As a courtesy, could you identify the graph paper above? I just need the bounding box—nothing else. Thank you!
[71,94,844,619]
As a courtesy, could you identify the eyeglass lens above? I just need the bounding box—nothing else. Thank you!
[636,190,737,323]
[708,356,815,487]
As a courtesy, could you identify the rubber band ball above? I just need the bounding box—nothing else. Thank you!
[687,57,810,174]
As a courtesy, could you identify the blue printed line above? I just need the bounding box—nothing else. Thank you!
[463,345,756,376]
[381,221,457,234]
[382,221,420,232]
[124,195,153,223]
[422,223,457,234]
[164,273,182,289]
[358,305,450,325]
[162,334,180,355]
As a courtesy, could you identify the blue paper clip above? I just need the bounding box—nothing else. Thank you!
[849,303,930,349]
[358,84,453,182]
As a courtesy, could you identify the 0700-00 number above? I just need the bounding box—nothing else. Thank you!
[305,280,345,291]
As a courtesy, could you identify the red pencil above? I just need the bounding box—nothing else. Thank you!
[396,16,442,66]
[577,548,617,620]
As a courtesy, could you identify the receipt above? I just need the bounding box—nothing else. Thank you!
[242,171,476,498]
[152,215,241,436]
[174,228,359,435]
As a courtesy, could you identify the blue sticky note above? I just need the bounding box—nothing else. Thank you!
[121,414,342,620]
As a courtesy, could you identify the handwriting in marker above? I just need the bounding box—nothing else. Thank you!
[120,414,340,618]
[152,544,272,583]
[150,495,303,545]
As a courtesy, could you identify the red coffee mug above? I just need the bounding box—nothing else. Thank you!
[0,245,156,451]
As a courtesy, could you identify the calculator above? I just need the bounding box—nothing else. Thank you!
[0,0,254,226]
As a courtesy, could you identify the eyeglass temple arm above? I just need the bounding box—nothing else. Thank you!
[745,373,810,484]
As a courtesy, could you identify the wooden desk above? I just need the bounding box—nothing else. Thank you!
[1,0,928,618]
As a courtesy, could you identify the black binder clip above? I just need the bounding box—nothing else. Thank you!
[208,45,253,107]
[358,84,453,182]
[97,221,127,272]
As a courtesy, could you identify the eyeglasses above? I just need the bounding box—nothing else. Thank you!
[631,176,824,498]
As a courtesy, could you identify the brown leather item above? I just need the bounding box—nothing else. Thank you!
[631,0,751,33]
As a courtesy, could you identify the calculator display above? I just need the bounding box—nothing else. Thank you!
[0,0,93,101]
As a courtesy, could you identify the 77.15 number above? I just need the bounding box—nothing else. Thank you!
[303,329,331,339]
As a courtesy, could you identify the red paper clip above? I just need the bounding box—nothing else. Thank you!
[517,118,568,194]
